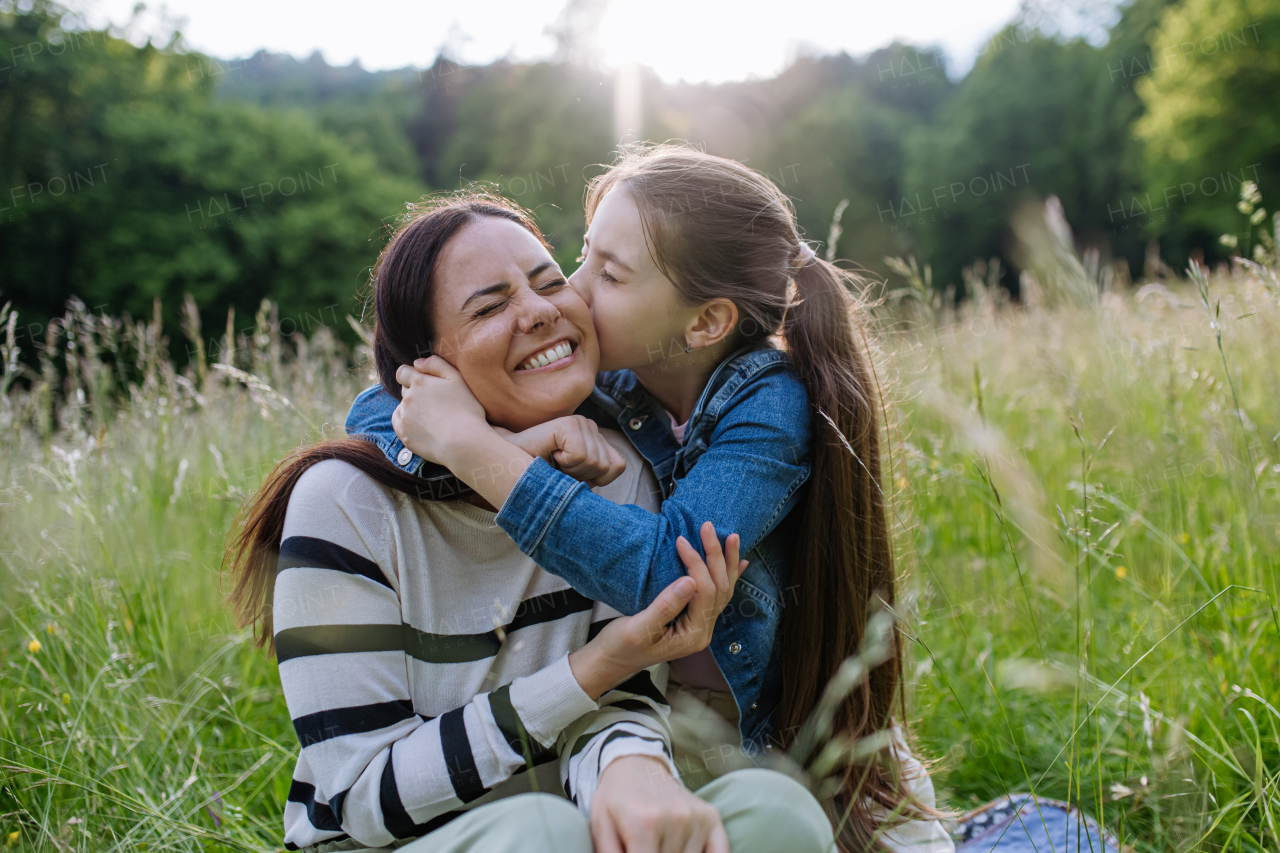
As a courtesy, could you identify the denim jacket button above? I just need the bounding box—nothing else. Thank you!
[750,702,758,710]
[728,641,742,654]
[628,417,645,430]
[396,448,413,467]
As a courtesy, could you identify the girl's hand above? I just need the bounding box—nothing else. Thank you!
[393,356,488,464]
[502,416,627,486]
[590,755,728,853]
[569,522,746,699]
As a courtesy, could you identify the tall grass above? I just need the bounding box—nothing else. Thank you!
[2,242,1277,851]
[0,299,368,851]
[883,206,1279,850]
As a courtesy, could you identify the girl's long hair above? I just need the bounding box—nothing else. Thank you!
[585,143,919,851]
[224,191,550,651]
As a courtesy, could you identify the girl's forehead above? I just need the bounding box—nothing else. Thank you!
[587,189,648,271]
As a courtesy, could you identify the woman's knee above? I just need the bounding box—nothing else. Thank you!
[492,794,590,851]
[697,768,834,853]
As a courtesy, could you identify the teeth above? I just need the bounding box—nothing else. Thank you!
[519,341,573,371]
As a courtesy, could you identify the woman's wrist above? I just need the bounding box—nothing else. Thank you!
[599,753,674,785]
[568,644,631,702]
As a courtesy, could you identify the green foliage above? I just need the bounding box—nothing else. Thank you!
[765,84,918,271]
[426,60,616,268]
[893,258,1280,851]
[3,0,1278,360]
[0,1,421,360]
[0,297,364,851]
[214,51,425,179]
[1135,0,1280,261]
[904,24,1156,293]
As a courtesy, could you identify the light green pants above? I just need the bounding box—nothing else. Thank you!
[397,767,834,853]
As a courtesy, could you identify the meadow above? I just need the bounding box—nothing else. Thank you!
[1,233,1277,851]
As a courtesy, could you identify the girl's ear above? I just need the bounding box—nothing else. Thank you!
[686,298,739,350]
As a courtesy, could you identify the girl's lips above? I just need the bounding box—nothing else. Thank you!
[513,340,577,374]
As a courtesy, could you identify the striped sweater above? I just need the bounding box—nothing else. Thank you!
[273,432,676,850]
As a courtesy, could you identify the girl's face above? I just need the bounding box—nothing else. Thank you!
[430,216,599,431]
[569,185,700,373]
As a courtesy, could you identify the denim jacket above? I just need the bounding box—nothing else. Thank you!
[344,344,812,751]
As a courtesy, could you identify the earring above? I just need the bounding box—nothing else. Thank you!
[683,340,692,354]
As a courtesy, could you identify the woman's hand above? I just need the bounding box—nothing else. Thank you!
[501,416,627,486]
[392,356,489,465]
[569,522,745,699]
[590,755,728,853]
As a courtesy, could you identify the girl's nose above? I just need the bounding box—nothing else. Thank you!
[568,267,592,305]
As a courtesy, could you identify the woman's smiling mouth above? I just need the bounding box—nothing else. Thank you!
[515,339,576,372]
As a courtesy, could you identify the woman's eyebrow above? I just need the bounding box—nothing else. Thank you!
[526,261,557,280]
[461,282,509,310]
[460,262,559,310]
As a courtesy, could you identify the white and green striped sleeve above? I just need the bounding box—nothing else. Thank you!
[557,662,682,817]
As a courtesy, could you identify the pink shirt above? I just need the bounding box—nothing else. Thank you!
[667,409,688,445]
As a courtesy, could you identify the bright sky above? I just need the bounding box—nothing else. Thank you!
[73,0,1082,83]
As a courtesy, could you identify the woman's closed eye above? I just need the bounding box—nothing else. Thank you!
[471,278,568,319]
[471,300,505,319]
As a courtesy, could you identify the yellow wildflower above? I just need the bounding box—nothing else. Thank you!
[27,639,41,654]
[1114,566,1127,580]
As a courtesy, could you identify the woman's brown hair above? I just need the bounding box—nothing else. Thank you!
[224,190,550,651]
[584,143,918,851]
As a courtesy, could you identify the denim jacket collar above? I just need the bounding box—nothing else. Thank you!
[588,344,791,498]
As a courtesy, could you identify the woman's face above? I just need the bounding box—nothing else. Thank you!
[430,216,599,432]
[569,185,697,373]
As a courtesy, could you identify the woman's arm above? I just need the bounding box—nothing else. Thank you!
[276,566,599,845]
[393,357,810,616]
[277,464,744,846]
[275,466,604,846]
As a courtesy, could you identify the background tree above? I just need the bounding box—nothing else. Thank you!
[1135,0,1280,264]
[0,0,420,357]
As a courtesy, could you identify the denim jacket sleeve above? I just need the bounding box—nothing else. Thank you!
[495,370,811,616]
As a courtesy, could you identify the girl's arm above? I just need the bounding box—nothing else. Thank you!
[394,357,810,616]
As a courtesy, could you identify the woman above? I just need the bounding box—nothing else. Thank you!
[224,191,836,853]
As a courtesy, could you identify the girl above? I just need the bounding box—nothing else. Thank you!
[225,193,836,853]
[355,144,952,851]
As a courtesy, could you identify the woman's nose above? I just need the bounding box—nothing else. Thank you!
[514,287,560,334]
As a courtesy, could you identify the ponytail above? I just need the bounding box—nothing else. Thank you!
[587,142,925,852]
[781,257,908,850]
